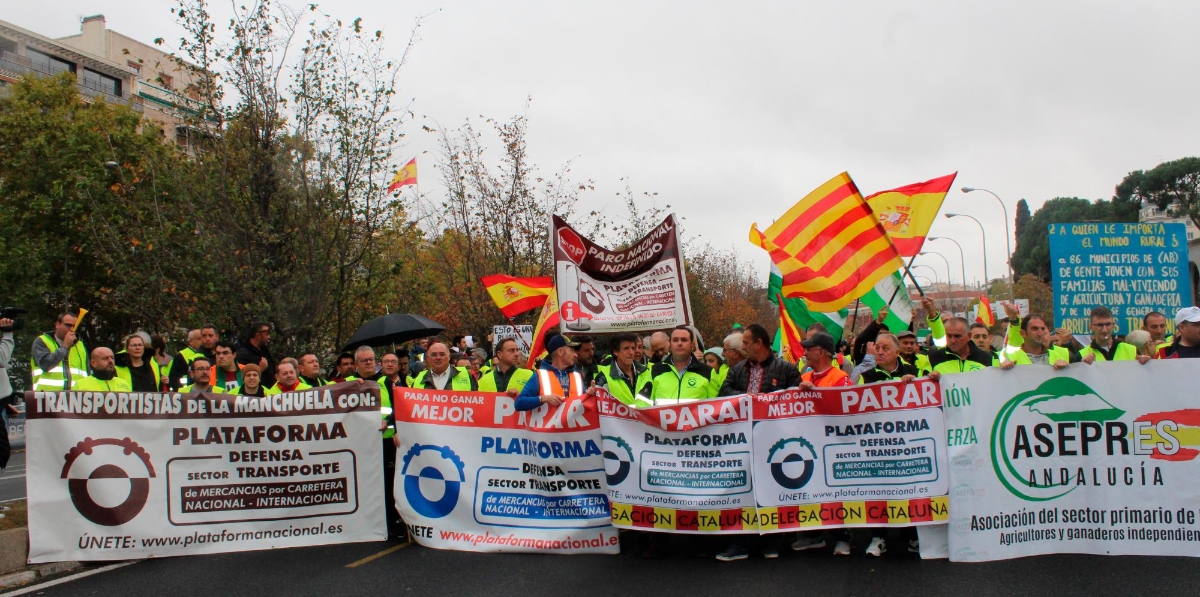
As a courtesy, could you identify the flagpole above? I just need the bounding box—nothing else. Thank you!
[847,298,862,334]
[887,254,924,307]
[507,316,531,354]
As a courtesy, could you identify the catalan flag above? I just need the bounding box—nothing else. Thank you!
[481,275,554,318]
[751,172,904,312]
[976,295,996,326]
[864,172,956,257]
[776,294,805,363]
[526,289,560,368]
[388,158,417,193]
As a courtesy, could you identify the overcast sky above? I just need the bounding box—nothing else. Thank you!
[8,0,1200,290]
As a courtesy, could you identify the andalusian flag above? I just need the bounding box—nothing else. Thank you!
[976,295,996,326]
[776,294,806,363]
[526,289,560,368]
[751,172,905,312]
[768,263,915,348]
[481,275,554,318]
[864,173,956,257]
[388,158,417,193]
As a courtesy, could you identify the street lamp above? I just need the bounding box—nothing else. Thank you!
[961,187,1015,299]
[919,251,954,310]
[911,265,939,297]
[928,236,969,296]
[945,213,989,293]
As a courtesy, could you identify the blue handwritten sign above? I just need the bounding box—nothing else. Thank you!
[1049,222,1190,336]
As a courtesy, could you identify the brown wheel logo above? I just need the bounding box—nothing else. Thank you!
[61,438,156,526]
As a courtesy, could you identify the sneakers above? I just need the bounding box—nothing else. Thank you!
[715,545,749,562]
[908,539,920,553]
[866,537,886,557]
[833,540,851,555]
[761,546,779,559]
[790,536,826,551]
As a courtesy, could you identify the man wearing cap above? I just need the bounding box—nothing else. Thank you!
[896,331,930,375]
[1158,307,1200,359]
[516,334,586,411]
[644,326,718,402]
[798,332,852,389]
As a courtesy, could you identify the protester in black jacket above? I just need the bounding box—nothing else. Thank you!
[719,324,800,396]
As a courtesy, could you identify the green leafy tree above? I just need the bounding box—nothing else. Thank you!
[1015,198,1031,240]
[1011,197,1136,281]
[1114,157,1200,223]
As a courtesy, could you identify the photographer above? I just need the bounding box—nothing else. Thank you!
[31,312,88,391]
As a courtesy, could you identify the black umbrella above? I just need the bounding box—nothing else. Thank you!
[341,314,446,352]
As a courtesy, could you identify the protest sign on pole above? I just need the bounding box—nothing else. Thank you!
[752,381,949,532]
[1049,222,1190,336]
[552,214,693,333]
[493,324,534,352]
[393,388,618,554]
[26,382,386,562]
[945,361,1200,562]
[598,394,757,534]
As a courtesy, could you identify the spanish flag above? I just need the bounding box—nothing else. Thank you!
[388,158,417,193]
[976,295,996,326]
[776,294,806,364]
[864,172,956,257]
[526,289,560,368]
[751,172,904,312]
[481,275,554,318]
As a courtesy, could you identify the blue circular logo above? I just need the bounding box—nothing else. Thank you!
[401,444,465,519]
[602,435,634,486]
[768,437,817,490]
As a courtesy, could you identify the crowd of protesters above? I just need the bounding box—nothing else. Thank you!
[22,297,1200,555]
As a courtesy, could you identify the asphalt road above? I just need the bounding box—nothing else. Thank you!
[0,451,24,503]
[12,534,1200,597]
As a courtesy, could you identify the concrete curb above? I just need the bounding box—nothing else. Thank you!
[0,561,83,591]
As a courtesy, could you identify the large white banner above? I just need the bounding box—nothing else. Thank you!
[552,214,693,333]
[752,380,949,532]
[26,382,386,562]
[598,394,758,534]
[393,388,619,554]
[946,361,1200,561]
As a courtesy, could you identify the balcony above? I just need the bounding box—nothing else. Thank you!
[0,50,141,112]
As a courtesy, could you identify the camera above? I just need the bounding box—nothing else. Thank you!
[0,307,27,332]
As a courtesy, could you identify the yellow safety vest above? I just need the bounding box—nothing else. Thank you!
[31,334,88,391]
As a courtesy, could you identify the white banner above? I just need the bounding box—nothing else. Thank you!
[598,394,757,534]
[552,214,693,333]
[393,388,618,554]
[493,325,534,353]
[945,361,1200,561]
[751,380,949,532]
[26,382,386,562]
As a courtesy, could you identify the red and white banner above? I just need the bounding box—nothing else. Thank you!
[392,388,619,554]
[597,394,758,534]
[552,214,693,333]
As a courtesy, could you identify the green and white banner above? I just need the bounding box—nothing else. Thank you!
[944,361,1200,561]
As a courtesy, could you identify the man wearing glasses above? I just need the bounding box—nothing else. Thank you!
[237,321,277,388]
[180,358,225,394]
[1079,306,1140,363]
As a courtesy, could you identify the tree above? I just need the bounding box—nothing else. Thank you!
[1114,157,1200,223]
[1010,197,1136,282]
[1015,198,1031,241]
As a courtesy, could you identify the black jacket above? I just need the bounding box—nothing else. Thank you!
[719,353,801,396]
[236,342,276,388]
